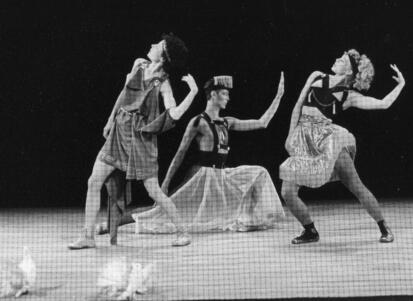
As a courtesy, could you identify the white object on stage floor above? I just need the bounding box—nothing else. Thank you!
[133,165,285,233]
[97,257,155,300]
[0,246,36,298]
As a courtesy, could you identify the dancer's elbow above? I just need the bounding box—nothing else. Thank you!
[169,107,181,120]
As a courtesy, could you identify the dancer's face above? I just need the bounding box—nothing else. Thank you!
[331,53,353,76]
[147,40,166,62]
[211,89,230,109]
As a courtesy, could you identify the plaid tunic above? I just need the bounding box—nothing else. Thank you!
[99,61,176,180]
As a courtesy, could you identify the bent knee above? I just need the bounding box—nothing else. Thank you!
[336,150,353,168]
[281,182,298,201]
[87,176,102,190]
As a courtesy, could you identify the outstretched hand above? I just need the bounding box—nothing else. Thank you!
[390,64,405,86]
[182,74,198,94]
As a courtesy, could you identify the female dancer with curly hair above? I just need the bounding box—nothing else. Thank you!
[69,34,198,249]
[280,49,405,244]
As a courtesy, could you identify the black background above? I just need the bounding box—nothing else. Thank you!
[1,0,412,207]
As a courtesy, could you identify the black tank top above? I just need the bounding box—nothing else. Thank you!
[304,75,352,119]
[193,112,230,169]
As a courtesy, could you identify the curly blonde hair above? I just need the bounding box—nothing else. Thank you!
[346,49,375,91]
[346,49,374,91]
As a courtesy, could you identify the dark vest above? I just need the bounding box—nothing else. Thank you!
[304,75,353,120]
[194,112,230,169]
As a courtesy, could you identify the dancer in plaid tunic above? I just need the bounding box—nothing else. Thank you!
[69,34,198,249]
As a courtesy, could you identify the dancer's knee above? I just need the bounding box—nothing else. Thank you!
[281,182,298,203]
[87,175,102,192]
[336,157,374,202]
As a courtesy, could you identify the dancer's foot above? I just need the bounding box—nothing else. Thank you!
[292,228,319,244]
[379,222,394,243]
[95,222,109,235]
[236,224,262,232]
[172,232,191,247]
[68,228,96,250]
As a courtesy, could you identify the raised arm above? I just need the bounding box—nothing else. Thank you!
[227,72,285,131]
[165,74,198,121]
[285,71,323,147]
[161,118,199,195]
[344,65,405,110]
[103,59,145,138]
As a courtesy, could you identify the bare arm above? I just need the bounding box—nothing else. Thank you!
[161,118,199,195]
[285,71,323,148]
[227,72,285,131]
[345,65,405,110]
[167,74,199,121]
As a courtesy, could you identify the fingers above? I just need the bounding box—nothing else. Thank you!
[277,71,285,95]
[390,64,401,74]
[181,74,195,84]
[278,71,284,86]
[390,64,405,85]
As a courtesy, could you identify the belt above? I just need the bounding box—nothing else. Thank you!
[198,151,227,169]
[119,107,145,116]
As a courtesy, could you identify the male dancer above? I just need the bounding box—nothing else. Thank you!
[131,74,285,233]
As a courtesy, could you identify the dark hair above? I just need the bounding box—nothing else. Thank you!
[161,33,188,75]
[204,77,232,100]
[204,85,229,100]
[204,79,215,100]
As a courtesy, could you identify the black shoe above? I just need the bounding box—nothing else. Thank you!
[95,222,109,235]
[292,229,320,245]
[379,224,394,243]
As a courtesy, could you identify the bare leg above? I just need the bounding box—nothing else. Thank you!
[85,158,116,229]
[97,166,203,235]
[143,176,191,246]
[281,180,319,244]
[69,157,115,249]
[103,170,125,244]
[335,151,383,221]
[281,181,312,225]
[334,150,393,242]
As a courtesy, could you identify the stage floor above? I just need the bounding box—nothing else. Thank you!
[0,200,412,300]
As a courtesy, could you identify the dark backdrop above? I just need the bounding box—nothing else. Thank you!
[1,0,412,207]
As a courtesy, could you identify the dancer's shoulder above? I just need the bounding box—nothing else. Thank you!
[192,113,209,128]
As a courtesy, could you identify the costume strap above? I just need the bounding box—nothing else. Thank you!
[200,112,219,153]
